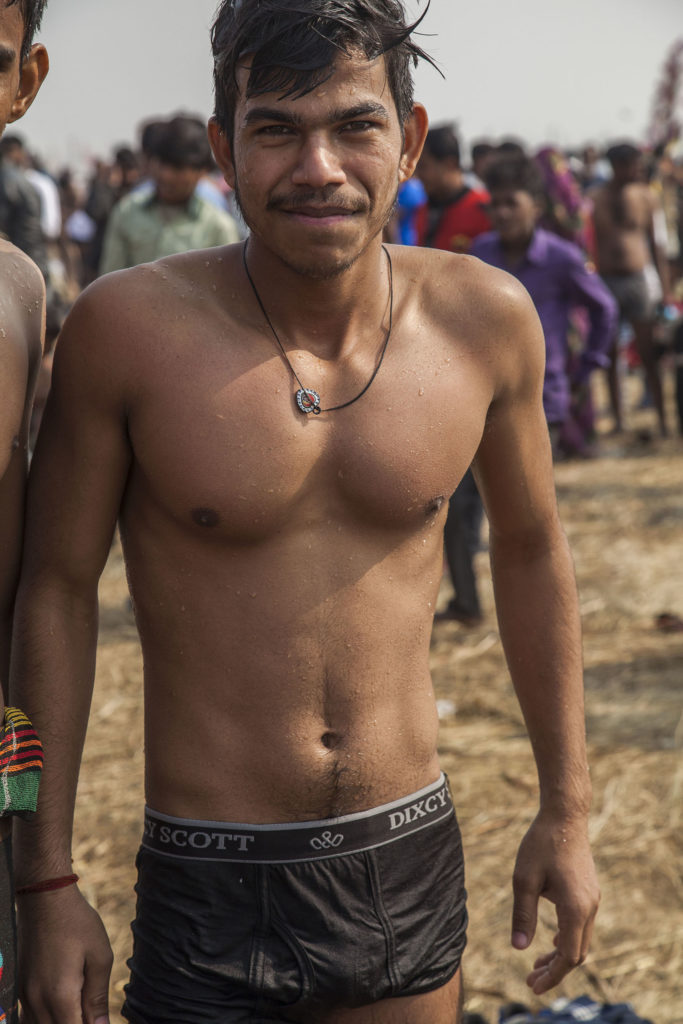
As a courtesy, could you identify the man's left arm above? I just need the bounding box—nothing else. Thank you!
[472,275,600,995]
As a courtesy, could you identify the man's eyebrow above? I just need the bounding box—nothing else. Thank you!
[243,102,391,127]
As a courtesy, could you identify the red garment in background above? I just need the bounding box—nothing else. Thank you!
[416,187,491,253]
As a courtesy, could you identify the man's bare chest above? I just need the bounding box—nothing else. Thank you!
[124,332,490,541]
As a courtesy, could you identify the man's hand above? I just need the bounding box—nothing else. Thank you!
[17,885,113,1024]
[511,810,600,995]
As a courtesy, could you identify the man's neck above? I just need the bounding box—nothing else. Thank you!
[242,237,392,359]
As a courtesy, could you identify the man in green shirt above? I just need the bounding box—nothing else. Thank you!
[100,115,239,274]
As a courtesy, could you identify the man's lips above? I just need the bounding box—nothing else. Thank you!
[279,206,359,218]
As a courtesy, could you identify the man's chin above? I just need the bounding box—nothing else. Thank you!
[281,252,361,281]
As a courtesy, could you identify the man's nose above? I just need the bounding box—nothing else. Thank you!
[291,134,347,188]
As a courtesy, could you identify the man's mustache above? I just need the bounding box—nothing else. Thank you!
[266,192,368,214]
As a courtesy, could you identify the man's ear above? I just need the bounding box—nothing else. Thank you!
[398,103,429,184]
[8,43,49,124]
[208,117,236,190]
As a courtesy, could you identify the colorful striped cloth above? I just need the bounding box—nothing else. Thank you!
[0,707,42,818]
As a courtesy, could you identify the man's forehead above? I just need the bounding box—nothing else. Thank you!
[0,0,23,43]
[235,51,392,113]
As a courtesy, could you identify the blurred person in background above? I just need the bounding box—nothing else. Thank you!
[0,1,49,1021]
[1,134,72,446]
[577,144,610,193]
[0,132,60,242]
[415,123,490,253]
[99,114,239,275]
[473,155,617,458]
[416,124,491,629]
[591,141,672,437]
[83,145,141,283]
[533,146,599,456]
[651,141,682,292]
[0,132,46,279]
[467,139,495,191]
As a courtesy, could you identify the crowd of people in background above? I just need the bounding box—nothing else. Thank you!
[2,115,682,444]
[1,114,682,626]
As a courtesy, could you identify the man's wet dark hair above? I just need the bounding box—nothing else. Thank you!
[484,155,546,202]
[422,124,460,165]
[154,116,214,171]
[5,0,48,61]
[606,142,641,167]
[211,0,435,140]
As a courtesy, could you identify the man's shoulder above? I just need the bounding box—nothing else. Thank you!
[0,242,44,392]
[84,244,241,325]
[0,240,46,342]
[0,238,45,293]
[400,244,535,330]
[398,245,544,392]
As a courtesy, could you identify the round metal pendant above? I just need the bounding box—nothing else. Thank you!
[296,389,321,414]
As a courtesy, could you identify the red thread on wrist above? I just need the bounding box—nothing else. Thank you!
[15,873,79,895]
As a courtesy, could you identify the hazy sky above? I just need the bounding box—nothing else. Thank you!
[17,0,683,172]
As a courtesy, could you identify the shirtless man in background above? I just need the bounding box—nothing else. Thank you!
[592,142,671,436]
[0,2,48,1021]
[12,2,599,1022]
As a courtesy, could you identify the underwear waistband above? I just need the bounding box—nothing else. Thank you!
[142,774,453,863]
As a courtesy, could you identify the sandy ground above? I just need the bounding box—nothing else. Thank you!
[66,388,683,1024]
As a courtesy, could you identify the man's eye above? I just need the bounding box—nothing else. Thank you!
[341,121,375,133]
[258,125,294,136]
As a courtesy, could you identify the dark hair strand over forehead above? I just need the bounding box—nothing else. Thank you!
[211,0,438,138]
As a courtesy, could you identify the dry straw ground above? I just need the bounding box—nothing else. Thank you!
[71,403,682,1024]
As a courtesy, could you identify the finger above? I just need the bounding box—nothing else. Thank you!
[526,950,576,995]
[580,901,598,963]
[81,950,113,1024]
[554,902,587,970]
[511,873,539,950]
[531,950,556,971]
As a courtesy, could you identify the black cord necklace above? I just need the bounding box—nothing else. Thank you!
[242,241,394,416]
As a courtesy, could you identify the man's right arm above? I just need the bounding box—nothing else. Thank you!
[10,278,135,1024]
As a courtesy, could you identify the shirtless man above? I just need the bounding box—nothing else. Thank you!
[0,2,48,1021]
[592,142,671,436]
[12,2,599,1022]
